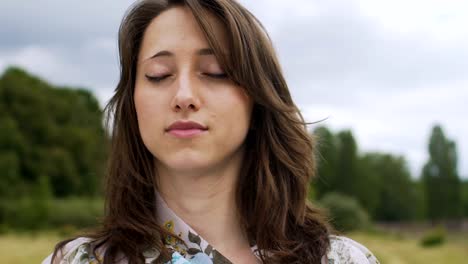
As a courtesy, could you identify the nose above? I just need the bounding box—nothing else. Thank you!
[171,72,201,112]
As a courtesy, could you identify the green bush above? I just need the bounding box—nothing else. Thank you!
[47,197,103,229]
[319,192,370,232]
[0,197,103,231]
[0,197,50,230]
[57,224,80,237]
[0,222,9,234]
[420,226,446,247]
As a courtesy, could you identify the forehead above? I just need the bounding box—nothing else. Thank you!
[138,5,228,62]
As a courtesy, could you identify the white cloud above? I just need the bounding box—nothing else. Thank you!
[358,0,468,39]
[301,79,468,178]
[0,46,72,82]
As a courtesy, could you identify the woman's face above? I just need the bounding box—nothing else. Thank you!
[134,6,253,175]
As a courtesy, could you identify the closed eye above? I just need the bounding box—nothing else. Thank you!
[204,73,228,79]
[145,74,171,83]
[145,73,228,83]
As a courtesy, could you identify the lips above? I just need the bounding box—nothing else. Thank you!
[166,120,208,138]
[167,120,208,131]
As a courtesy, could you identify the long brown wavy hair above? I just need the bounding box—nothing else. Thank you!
[52,0,333,263]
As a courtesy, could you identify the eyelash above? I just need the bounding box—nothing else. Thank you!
[145,74,171,83]
[145,73,228,83]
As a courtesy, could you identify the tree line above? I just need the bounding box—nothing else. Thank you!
[311,125,468,223]
[0,66,108,200]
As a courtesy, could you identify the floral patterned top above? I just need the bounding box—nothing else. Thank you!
[42,192,380,264]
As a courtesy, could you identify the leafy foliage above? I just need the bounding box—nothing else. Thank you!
[421,125,462,220]
[319,192,370,232]
[462,180,468,217]
[420,226,446,247]
[312,123,462,223]
[0,66,108,200]
[361,153,423,221]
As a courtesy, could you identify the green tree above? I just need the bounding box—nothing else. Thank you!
[0,66,108,198]
[362,153,422,221]
[421,125,462,221]
[461,179,468,217]
[312,127,381,217]
[319,192,370,232]
[0,115,27,198]
[335,130,360,197]
[313,126,338,199]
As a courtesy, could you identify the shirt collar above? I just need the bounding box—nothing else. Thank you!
[155,191,260,262]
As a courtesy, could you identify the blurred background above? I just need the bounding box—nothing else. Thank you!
[1,0,467,263]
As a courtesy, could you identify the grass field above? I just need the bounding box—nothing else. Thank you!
[347,231,468,264]
[1,230,467,263]
[0,232,62,264]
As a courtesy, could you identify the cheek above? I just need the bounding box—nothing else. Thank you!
[215,91,252,140]
[232,90,253,129]
[134,88,165,147]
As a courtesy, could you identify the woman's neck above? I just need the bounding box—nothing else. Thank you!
[154,149,251,256]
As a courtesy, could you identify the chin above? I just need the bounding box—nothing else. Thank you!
[158,152,214,172]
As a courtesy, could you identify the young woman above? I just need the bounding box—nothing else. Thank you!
[43,0,380,263]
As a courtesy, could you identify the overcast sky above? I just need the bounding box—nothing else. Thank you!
[1,0,467,179]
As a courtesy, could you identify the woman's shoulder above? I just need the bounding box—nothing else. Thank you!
[42,237,95,264]
[42,237,160,264]
[41,237,134,264]
[324,235,380,264]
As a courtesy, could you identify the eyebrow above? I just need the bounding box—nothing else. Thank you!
[147,48,215,60]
